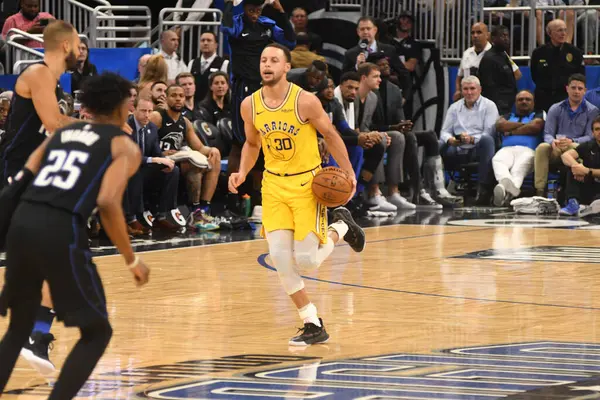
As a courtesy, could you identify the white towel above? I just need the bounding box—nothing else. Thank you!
[334,86,355,130]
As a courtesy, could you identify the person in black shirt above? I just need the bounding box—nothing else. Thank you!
[71,39,97,92]
[530,19,585,112]
[288,60,328,94]
[478,25,518,115]
[559,116,600,215]
[0,72,149,399]
[199,71,232,125]
[393,10,421,74]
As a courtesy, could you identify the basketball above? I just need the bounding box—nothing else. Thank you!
[311,167,353,208]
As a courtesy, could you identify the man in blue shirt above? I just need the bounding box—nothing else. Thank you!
[492,90,545,206]
[534,73,599,196]
[585,85,600,110]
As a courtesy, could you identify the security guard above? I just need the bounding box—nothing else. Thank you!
[530,19,584,112]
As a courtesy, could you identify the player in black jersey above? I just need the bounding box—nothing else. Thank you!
[148,85,221,230]
[0,20,83,375]
[0,72,149,398]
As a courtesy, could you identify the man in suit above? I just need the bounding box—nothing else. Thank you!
[125,97,181,236]
[187,32,229,103]
[342,16,410,95]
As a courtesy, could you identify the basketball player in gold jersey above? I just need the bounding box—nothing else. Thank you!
[229,43,366,346]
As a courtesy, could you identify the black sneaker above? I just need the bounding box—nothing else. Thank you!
[332,207,366,252]
[20,332,55,375]
[289,318,330,346]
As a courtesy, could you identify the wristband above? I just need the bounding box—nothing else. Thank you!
[126,256,140,269]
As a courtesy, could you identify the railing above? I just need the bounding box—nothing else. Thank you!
[13,60,43,75]
[328,0,362,12]
[90,6,151,48]
[157,8,224,63]
[43,0,110,22]
[64,0,114,46]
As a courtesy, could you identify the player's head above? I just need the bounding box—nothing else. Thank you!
[43,20,80,71]
[79,72,133,127]
[358,62,381,90]
[339,71,360,103]
[260,43,292,87]
[244,0,263,24]
[166,85,185,112]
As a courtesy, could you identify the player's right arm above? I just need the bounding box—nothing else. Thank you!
[18,64,77,134]
[228,97,261,194]
[97,136,149,286]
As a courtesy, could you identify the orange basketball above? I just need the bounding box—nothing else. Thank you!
[311,167,353,208]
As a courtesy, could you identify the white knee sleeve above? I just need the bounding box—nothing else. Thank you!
[294,233,334,273]
[267,230,304,295]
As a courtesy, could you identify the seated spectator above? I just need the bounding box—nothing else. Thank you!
[175,72,200,121]
[440,75,499,205]
[187,32,229,103]
[0,91,12,137]
[71,39,97,93]
[149,85,222,229]
[288,60,328,93]
[534,74,599,196]
[158,29,189,83]
[454,22,490,102]
[342,17,410,94]
[290,32,325,69]
[134,54,151,84]
[393,10,421,73]
[559,116,600,215]
[150,81,168,111]
[1,0,54,48]
[492,90,545,206]
[585,83,600,110]
[128,85,138,114]
[198,71,232,125]
[291,7,322,52]
[138,54,169,96]
[125,97,181,236]
[478,25,520,115]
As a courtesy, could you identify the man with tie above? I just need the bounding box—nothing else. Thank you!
[188,32,229,103]
[125,97,181,236]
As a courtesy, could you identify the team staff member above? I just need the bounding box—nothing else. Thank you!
[530,19,585,112]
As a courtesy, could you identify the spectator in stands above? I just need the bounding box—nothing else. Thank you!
[342,17,410,94]
[559,116,600,215]
[187,32,228,105]
[492,90,545,206]
[290,32,324,69]
[138,54,169,95]
[585,83,600,110]
[454,22,490,102]
[71,40,97,93]
[175,72,200,121]
[126,97,181,235]
[369,53,461,208]
[530,19,584,112]
[1,0,54,48]
[534,73,598,196]
[478,25,520,115]
[159,29,188,83]
[393,10,421,73]
[440,75,499,205]
[134,54,151,84]
[198,71,232,126]
[0,91,12,135]
[150,81,168,111]
[290,7,322,52]
[288,60,328,93]
[128,85,138,114]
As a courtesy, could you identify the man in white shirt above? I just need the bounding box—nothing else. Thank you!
[159,30,189,83]
[454,22,491,102]
[187,31,229,102]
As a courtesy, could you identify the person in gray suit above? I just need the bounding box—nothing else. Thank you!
[355,62,413,213]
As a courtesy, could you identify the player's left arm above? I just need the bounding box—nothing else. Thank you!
[184,118,219,164]
[300,91,355,177]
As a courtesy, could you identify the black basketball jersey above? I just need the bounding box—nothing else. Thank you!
[0,62,64,168]
[157,109,186,152]
[22,122,124,221]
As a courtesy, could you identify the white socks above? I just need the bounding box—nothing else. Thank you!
[329,221,349,241]
[298,303,321,327]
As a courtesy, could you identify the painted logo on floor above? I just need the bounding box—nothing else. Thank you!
[456,246,600,263]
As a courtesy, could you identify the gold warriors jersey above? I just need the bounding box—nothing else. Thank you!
[251,83,321,176]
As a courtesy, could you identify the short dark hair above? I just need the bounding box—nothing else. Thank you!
[357,16,376,26]
[151,80,167,90]
[593,115,600,128]
[491,24,509,38]
[200,31,218,42]
[340,71,360,84]
[357,62,379,78]
[310,60,327,72]
[166,84,184,95]
[568,73,586,86]
[175,72,194,84]
[296,32,311,46]
[80,72,132,116]
[264,43,292,63]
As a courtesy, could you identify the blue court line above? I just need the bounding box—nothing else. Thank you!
[256,227,600,311]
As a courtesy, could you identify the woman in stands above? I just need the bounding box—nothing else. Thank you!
[199,71,232,125]
[71,40,97,92]
[138,55,169,97]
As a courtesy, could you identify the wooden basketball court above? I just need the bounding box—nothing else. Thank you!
[2,219,600,399]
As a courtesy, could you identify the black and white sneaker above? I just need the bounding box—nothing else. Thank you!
[332,207,366,252]
[289,318,330,346]
[20,332,55,375]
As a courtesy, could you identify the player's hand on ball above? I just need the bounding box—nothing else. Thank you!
[228,172,246,194]
[131,259,150,287]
